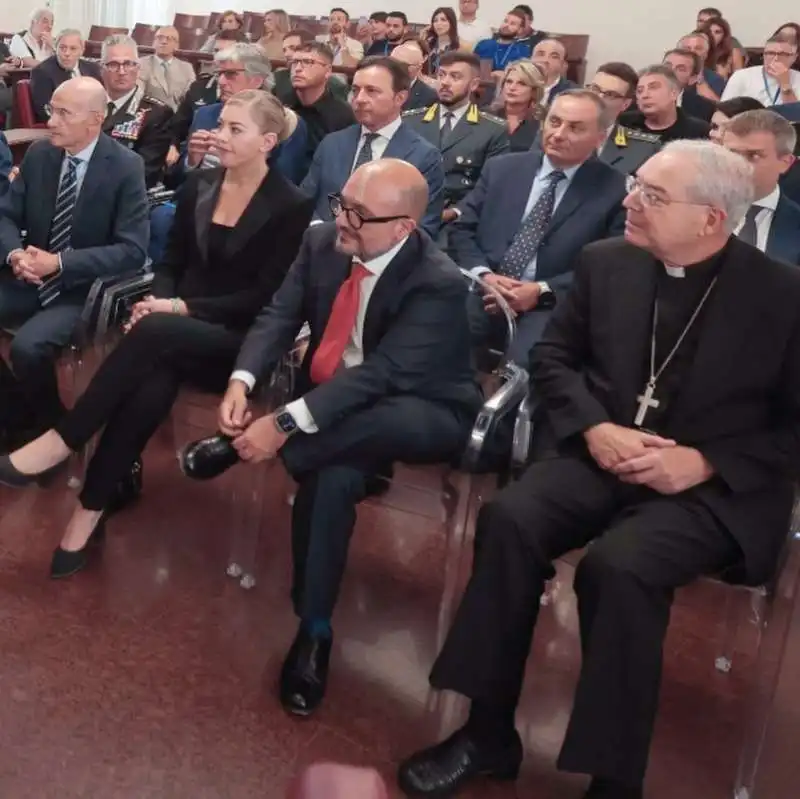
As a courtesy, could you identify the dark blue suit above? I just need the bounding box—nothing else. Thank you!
[766,194,800,266]
[450,150,626,362]
[300,122,445,238]
[0,132,11,198]
[0,134,149,427]
[188,102,311,185]
[545,77,577,105]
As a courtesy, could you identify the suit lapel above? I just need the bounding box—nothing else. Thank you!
[507,151,543,230]
[766,200,792,263]
[225,170,281,258]
[417,107,440,148]
[608,250,659,424]
[194,171,223,261]
[441,114,474,153]
[548,159,598,235]
[39,145,63,244]
[71,137,109,223]
[361,234,421,353]
[384,124,415,160]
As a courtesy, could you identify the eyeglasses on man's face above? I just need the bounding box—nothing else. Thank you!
[329,193,410,230]
[625,175,713,209]
[44,103,77,120]
[103,60,139,72]
[290,57,327,70]
[586,82,626,101]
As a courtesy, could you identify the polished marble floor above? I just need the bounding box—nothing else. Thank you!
[0,421,798,798]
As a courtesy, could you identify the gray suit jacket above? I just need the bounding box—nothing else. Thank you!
[402,102,509,206]
[300,121,445,238]
[0,134,149,297]
[599,123,661,176]
[138,54,196,111]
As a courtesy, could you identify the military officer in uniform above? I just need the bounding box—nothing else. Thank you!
[599,123,662,176]
[100,34,174,188]
[402,51,508,223]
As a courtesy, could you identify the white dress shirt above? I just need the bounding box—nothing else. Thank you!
[458,16,494,49]
[9,32,52,62]
[108,88,137,115]
[733,185,780,252]
[439,102,470,129]
[231,237,409,433]
[720,65,800,106]
[472,155,581,280]
[350,116,403,171]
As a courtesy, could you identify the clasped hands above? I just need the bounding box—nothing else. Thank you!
[124,295,187,332]
[584,422,714,495]
[482,273,541,316]
[217,380,288,464]
[9,247,60,285]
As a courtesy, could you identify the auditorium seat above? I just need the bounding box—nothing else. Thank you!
[88,25,128,42]
[174,14,210,30]
[131,23,159,47]
[11,80,46,129]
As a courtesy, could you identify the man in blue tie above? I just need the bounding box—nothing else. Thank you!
[448,89,628,364]
[0,77,148,443]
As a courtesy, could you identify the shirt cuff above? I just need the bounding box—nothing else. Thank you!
[6,248,23,266]
[471,266,492,277]
[309,219,324,226]
[285,398,319,434]
[230,370,256,392]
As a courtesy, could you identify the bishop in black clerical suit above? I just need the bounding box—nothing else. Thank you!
[398,141,800,799]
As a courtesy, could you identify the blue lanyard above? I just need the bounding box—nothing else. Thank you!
[762,68,783,105]
[495,42,516,71]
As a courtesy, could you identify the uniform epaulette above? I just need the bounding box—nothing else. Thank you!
[143,95,169,108]
[479,111,506,126]
[621,126,661,144]
[401,107,427,117]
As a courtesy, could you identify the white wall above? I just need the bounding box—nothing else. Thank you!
[6,0,798,74]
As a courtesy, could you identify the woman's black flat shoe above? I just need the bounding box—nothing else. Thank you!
[50,515,107,580]
[0,454,39,488]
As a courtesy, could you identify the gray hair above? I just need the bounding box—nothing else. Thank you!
[215,43,275,90]
[550,88,615,130]
[726,109,798,157]
[30,7,53,26]
[101,34,139,63]
[56,28,83,47]
[662,140,754,232]
[639,63,681,92]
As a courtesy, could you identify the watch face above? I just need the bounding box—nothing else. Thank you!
[276,411,298,435]
[539,290,556,310]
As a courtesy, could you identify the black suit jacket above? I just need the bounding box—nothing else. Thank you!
[152,167,314,330]
[234,224,483,427]
[0,135,148,298]
[403,79,438,112]
[766,194,800,266]
[680,87,716,123]
[30,56,103,122]
[532,237,800,584]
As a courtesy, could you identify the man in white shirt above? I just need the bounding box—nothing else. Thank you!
[457,0,494,50]
[9,8,54,67]
[315,7,364,66]
[723,109,800,265]
[137,26,196,111]
[721,35,800,106]
[182,158,482,716]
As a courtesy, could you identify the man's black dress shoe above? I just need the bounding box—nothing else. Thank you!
[180,434,240,480]
[279,627,332,717]
[397,727,522,797]
[106,458,143,515]
[0,454,40,488]
[583,777,644,798]
[50,515,107,579]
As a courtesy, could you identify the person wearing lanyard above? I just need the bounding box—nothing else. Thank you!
[474,10,531,80]
[721,35,800,106]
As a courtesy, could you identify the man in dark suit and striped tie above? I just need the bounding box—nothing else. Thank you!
[0,77,148,443]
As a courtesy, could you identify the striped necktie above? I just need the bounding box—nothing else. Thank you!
[41,155,81,306]
[352,132,379,173]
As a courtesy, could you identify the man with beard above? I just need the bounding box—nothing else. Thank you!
[474,9,531,78]
[402,51,507,222]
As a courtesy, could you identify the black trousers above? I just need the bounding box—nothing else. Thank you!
[56,313,243,510]
[280,395,472,621]
[429,454,741,787]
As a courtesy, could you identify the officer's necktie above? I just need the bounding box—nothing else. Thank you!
[352,132,379,173]
[105,101,115,123]
[497,170,566,280]
[41,155,81,306]
[440,111,455,145]
[737,205,761,247]
[310,260,372,383]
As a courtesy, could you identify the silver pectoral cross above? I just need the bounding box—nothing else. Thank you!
[635,379,660,427]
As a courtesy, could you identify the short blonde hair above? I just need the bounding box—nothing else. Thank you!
[495,59,546,116]
[225,89,290,141]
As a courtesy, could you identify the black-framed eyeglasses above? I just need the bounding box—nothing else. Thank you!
[218,67,247,79]
[103,60,138,72]
[328,193,410,230]
[586,83,626,101]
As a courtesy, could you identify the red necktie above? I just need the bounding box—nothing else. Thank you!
[310,261,372,384]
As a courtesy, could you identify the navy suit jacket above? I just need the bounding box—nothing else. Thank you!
[0,132,11,198]
[545,77,577,105]
[0,135,148,297]
[184,102,311,186]
[767,195,800,266]
[300,122,445,238]
[449,151,627,293]
[30,56,103,123]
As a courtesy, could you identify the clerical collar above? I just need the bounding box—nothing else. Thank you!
[660,240,730,281]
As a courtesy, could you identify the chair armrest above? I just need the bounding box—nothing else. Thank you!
[460,362,529,472]
[147,186,176,208]
[511,391,534,473]
[95,272,155,339]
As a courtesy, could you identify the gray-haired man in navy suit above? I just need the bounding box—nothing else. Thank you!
[0,77,148,441]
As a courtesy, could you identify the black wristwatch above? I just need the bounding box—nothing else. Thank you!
[274,406,299,436]
[537,281,556,310]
